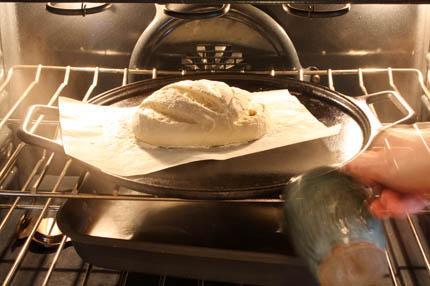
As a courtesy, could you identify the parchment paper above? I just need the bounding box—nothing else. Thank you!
[58,90,340,176]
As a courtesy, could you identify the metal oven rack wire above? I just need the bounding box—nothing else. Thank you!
[0,65,429,286]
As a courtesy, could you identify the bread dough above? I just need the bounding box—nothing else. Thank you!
[132,79,269,148]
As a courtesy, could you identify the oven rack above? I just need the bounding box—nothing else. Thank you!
[0,64,428,286]
[1,65,430,202]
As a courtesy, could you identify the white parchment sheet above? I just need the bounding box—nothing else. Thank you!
[58,90,340,176]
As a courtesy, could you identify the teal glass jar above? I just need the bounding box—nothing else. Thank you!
[283,166,387,286]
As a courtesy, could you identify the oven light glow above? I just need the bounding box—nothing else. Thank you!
[346,48,382,56]
[347,50,372,56]
[321,48,410,57]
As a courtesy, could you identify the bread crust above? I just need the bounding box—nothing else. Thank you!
[132,80,269,148]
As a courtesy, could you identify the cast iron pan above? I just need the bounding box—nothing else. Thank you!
[18,74,414,199]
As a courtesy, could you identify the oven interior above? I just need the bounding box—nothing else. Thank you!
[0,2,430,286]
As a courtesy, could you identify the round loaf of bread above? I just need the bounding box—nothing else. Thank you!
[132,79,268,148]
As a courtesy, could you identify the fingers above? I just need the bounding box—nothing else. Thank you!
[343,150,388,185]
[369,190,427,218]
[369,200,389,219]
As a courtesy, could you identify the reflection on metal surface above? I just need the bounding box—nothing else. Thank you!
[0,36,3,81]
[283,4,351,18]
[163,4,230,20]
[182,44,244,71]
[46,3,111,16]
[75,47,130,57]
[34,217,64,246]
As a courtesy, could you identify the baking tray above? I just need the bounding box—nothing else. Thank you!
[57,193,317,286]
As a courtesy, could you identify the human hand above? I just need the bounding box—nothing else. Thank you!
[343,124,430,218]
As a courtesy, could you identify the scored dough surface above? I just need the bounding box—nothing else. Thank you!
[132,79,269,148]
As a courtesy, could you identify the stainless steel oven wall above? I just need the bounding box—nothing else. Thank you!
[269,4,430,121]
[0,3,429,113]
[0,21,6,117]
[0,3,156,68]
[0,27,4,82]
[0,21,12,184]
[271,5,430,94]
[0,3,155,109]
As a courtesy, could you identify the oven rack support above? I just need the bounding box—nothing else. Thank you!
[0,64,429,286]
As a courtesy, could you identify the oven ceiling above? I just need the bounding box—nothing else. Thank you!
[9,1,430,3]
